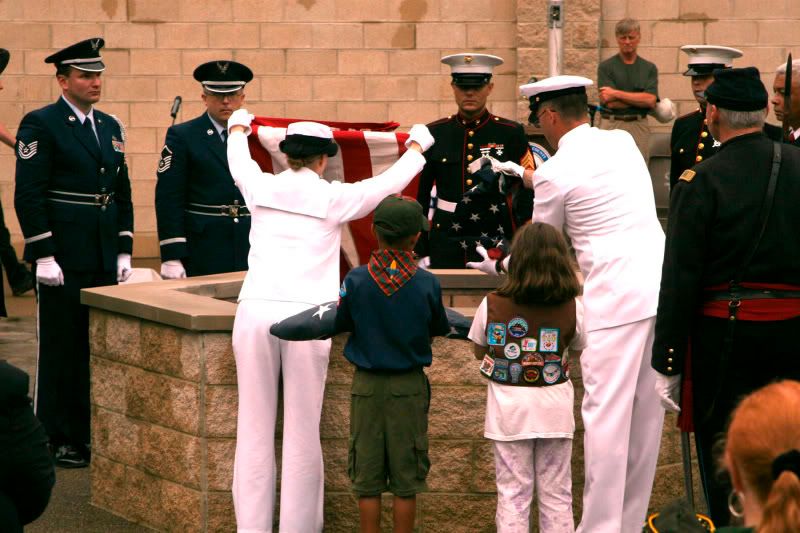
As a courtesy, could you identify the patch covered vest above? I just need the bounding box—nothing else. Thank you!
[480,293,576,387]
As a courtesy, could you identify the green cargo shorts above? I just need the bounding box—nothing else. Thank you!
[348,367,431,497]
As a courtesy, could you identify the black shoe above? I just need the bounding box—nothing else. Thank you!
[10,269,34,296]
[53,444,89,469]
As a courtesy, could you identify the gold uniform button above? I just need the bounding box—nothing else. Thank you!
[466,179,473,186]
[668,348,674,353]
[667,358,673,363]
[679,148,684,154]
[701,131,708,138]
[698,143,704,150]
[667,367,673,372]
[441,157,447,163]
[467,154,474,161]
[468,131,474,137]
[435,223,440,228]
[695,155,703,162]
[467,143,473,149]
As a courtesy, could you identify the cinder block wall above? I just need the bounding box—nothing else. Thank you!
[1,0,798,262]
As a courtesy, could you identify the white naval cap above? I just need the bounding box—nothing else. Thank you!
[441,53,503,87]
[280,121,338,158]
[520,75,593,113]
[680,45,742,76]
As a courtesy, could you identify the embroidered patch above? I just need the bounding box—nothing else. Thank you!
[539,328,559,353]
[157,145,173,174]
[521,338,537,352]
[111,135,125,153]
[524,367,540,383]
[509,363,522,384]
[542,363,561,384]
[480,354,494,377]
[493,359,509,382]
[544,353,561,363]
[503,342,521,360]
[17,140,38,160]
[487,323,506,346]
[339,281,347,298]
[521,353,544,367]
[507,317,528,338]
[679,169,696,183]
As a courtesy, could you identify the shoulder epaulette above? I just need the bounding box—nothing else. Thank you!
[427,115,454,127]
[489,115,523,128]
[678,169,696,183]
[677,108,701,120]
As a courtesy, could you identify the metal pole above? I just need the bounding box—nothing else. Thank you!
[547,0,564,76]
[681,431,695,510]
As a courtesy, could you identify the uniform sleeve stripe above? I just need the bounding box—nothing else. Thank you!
[160,237,187,246]
[118,231,134,238]
[25,231,52,244]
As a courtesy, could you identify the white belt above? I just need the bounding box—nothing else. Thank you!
[436,199,457,213]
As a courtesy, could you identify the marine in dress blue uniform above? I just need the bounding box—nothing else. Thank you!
[155,60,253,278]
[669,45,782,190]
[416,53,534,269]
[14,38,133,467]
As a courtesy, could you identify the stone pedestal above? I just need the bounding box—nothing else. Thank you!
[83,271,697,532]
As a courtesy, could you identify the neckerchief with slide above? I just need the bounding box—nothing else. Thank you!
[368,249,418,296]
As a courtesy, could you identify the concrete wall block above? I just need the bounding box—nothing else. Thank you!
[89,309,108,356]
[416,23,467,49]
[628,0,680,20]
[51,23,104,48]
[141,321,201,380]
[426,336,485,386]
[363,23,416,49]
[286,50,338,75]
[600,0,627,20]
[129,0,180,22]
[677,0,734,19]
[91,357,129,412]
[203,332,237,385]
[156,77,204,102]
[129,102,175,128]
[334,0,392,22]
[338,51,388,75]
[23,51,53,75]
[389,50,442,74]
[209,23,260,49]
[563,49,598,79]
[466,22,518,49]
[758,20,800,46]
[418,493,497,531]
[322,439,350,492]
[440,0,516,21]
[518,48,549,79]
[235,50,286,75]
[102,50,131,76]
[130,179,156,208]
[205,385,238,438]
[0,76,51,103]
[336,102,390,122]
[659,73,690,102]
[470,439,497,492]
[320,385,350,439]
[103,314,142,365]
[428,386,485,438]
[132,205,157,233]
[416,76,452,101]
[645,47,680,76]
[0,1,24,21]
[517,22,548,49]
[180,50,236,75]
[259,23,313,49]
[160,479,203,530]
[286,101,340,121]
[90,456,129,520]
[103,23,156,49]
[326,335,355,386]
[650,21,704,48]
[312,23,364,49]
[130,49,182,76]
[261,76,313,102]
[232,0,286,22]
[387,101,441,127]
[177,0,233,22]
[705,21,759,46]
[569,0,602,19]
[364,76,417,101]
[0,23,50,49]
[283,0,336,21]
[207,491,236,532]
[324,493,361,531]
[207,438,236,491]
[104,77,157,102]
[141,424,203,487]
[155,23,209,49]
[312,77,364,102]
[125,366,200,434]
[568,21,600,49]
[427,440,473,492]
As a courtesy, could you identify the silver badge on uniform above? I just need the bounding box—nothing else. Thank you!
[157,144,173,174]
[17,140,38,160]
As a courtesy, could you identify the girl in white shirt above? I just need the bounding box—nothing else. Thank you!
[468,222,586,533]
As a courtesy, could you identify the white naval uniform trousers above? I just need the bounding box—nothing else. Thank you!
[533,123,666,533]
[226,130,426,533]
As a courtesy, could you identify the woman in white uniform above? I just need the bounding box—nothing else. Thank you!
[225,109,434,533]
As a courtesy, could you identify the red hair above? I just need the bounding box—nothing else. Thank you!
[725,380,800,533]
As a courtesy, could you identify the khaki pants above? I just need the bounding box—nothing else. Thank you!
[597,115,651,164]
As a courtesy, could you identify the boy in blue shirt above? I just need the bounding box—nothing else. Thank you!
[336,194,450,533]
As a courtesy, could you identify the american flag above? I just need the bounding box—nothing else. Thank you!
[247,116,416,273]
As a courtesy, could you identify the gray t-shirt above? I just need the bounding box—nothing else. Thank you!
[597,54,658,116]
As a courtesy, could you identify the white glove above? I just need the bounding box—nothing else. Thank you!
[160,260,186,280]
[418,256,431,270]
[405,124,435,152]
[466,245,500,276]
[492,159,525,179]
[116,253,132,283]
[227,109,255,137]
[655,373,681,413]
[35,256,64,286]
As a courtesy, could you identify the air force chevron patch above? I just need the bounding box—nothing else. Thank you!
[17,140,38,160]
[157,145,173,174]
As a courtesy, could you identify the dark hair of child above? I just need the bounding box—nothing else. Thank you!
[495,222,580,305]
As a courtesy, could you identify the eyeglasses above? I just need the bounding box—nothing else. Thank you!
[532,107,551,127]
